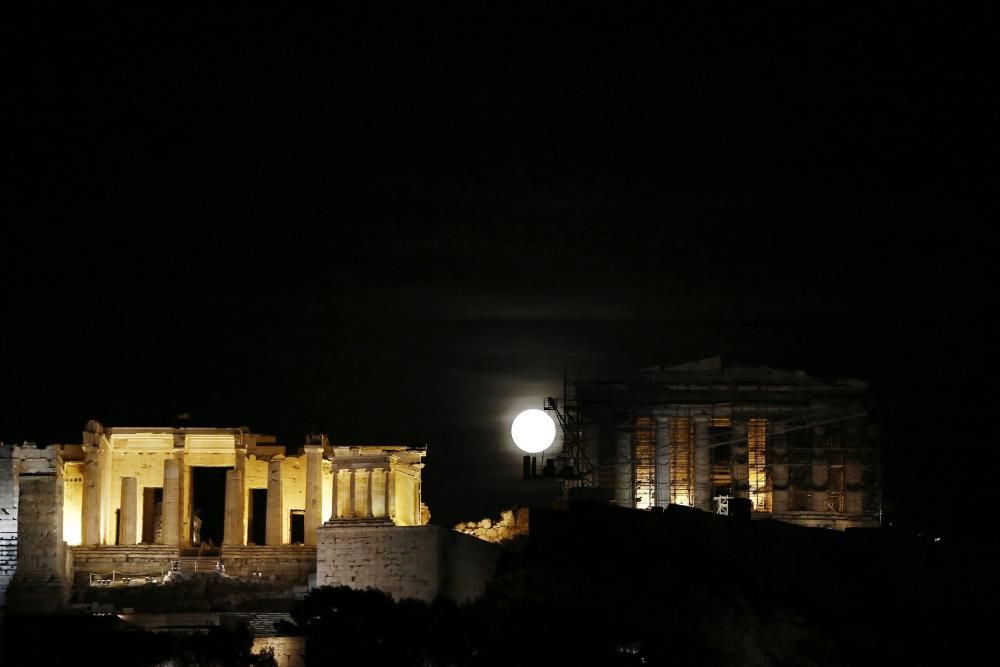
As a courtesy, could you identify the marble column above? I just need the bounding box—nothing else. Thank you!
[265,456,284,546]
[732,420,749,499]
[223,469,244,545]
[99,438,113,546]
[355,468,371,518]
[347,469,355,518]
[379,468,390,519]
[694,417,711,511]
[162,459,180,546]
[615,430,633,508]
[654,417,670,508]
[81,445,101,545]
[387,469,396,520]
[330,465,340,520]
[304,445,323,544]
[118,477,138,545]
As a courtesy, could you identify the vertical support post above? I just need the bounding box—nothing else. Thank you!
[694,417,711,511]
[732,420,749,499]
[655,416,671,508]
[363,468,374,518]
[304,445,323,544]
[82,445,101,545]
[99,437,113,545]
[223,469,244,546]
[265,456,284,546]
[387,468,396,520]
[330,465,339,520]
[162,458,180,545]
[347,469,355,518]
[380,468,390,519]
[118,477,138,545]
[369,468,385,518]
[615,429,633,508]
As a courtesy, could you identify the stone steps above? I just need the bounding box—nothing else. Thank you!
[221,612,294,637]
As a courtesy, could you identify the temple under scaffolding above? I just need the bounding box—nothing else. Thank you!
[563,357,881,530]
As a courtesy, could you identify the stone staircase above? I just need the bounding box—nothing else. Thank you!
[220,612,294,637]
[246,612,293,637]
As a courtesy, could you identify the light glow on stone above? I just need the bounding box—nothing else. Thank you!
[511,409,556,454]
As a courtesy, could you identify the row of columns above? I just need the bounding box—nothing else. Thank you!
[81,449,406,548]
[619,416,751,512]
[329,466,393,521]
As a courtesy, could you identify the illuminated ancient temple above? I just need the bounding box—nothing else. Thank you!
[60,421,428,549]
[568,357,881,530]
[1,421,430,612]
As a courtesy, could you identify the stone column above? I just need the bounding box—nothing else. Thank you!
[355,468,371,518]
[266,457,284,546]
[223,469,244,546]
[304,445,324,544]
[81,445,101,545]
[694,417,711,511]
[330,465,340,520]
[694,417,715,512]
[179,460,192,547]
[162,458,180,546]
[387,468,396,519]
[118,477,139,545]
[99,437,113,546]
[654,417,670,508]
[379,468,390,519]
[615,430,633,508]
[365,469,375,518]
[732,420,749,499]
[347,469,356,518]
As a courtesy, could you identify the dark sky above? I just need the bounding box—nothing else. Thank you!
[4,4,996,531]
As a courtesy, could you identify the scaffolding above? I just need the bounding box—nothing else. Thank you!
[747,418,771,512]
[634,417,656,509]
[545,367,878,525]
[668,417,694,506]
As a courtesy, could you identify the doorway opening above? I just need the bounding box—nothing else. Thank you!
[191,467,228,547]
[289,510,305,544]
[248,488,268,545]
[142,487,163,544]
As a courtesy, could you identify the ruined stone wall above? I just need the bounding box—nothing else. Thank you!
[5,445,69,613]
[454,507,529,543]
[220,545,316,585]
[0,450,19,610]
[315,523,500,602]
[316,523,444,601]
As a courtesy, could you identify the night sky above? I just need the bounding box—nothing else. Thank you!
[4,4,996,533]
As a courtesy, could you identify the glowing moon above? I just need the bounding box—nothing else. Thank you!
[511,409,556,453]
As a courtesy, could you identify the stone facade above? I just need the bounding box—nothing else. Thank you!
[1,444,70,613]
[574,357,880,530]
[220,545,317,585]
[1,422,431,614]
[54,422,428,549]
[315,521,501,602]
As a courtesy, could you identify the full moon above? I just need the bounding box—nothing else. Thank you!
[511,409,556,453]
